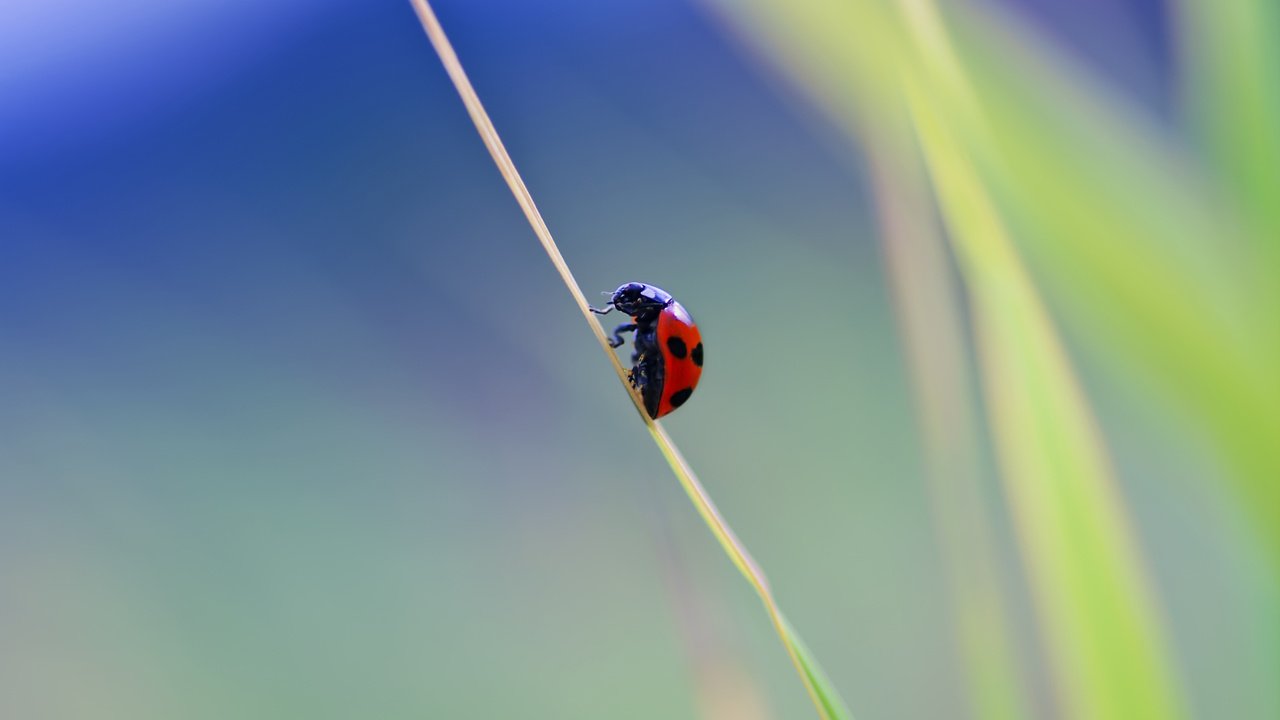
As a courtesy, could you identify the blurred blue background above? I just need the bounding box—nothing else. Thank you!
[1,1,1272,718]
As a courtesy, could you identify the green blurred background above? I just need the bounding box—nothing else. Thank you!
[1,0,1275,718]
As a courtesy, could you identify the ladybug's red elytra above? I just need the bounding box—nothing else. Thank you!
[591,282,703,419]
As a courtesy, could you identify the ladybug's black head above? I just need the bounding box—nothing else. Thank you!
[609,282,671,317]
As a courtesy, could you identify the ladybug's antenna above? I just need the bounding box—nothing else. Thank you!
[589,291,616,315]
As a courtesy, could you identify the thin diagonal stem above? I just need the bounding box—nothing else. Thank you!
[407,2,847,718]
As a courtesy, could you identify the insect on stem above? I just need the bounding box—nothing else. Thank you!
[407,2,850,718]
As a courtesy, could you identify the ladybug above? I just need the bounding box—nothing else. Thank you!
[591,282,703,419]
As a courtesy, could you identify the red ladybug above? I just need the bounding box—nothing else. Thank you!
[591,282,703,418]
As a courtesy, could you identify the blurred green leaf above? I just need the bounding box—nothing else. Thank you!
[905,70,1184,719]
[710,0,1280,568]
[870,149,1029,720]
[1173,0,1280,261]
[946,12,1280,552]
[706,0,1216,716]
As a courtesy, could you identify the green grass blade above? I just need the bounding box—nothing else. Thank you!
[943,13,1280,551]
[1172,0,1280,260]
[648,424,854,720]
[780,614,852,720]
[705,0,1192,716]
[870,147,1030,720]
[710,0,1279,572]
[905,72,1185,719]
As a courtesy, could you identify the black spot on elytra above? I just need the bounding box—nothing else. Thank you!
[691,343,703,367]
[668,387,693,408]
[666,336,687,359]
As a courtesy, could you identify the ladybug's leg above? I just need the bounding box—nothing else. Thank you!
[608,322,637,349]
[629,355,662,419]
[631,323,657,364]
[627,364,648,391]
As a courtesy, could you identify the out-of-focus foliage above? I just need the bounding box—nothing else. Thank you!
[709,0,1277,718]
